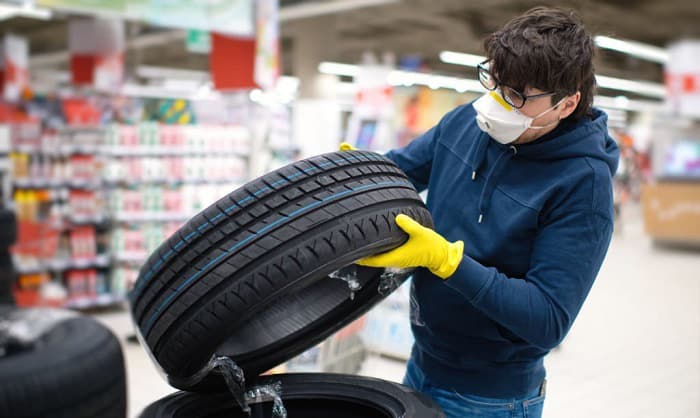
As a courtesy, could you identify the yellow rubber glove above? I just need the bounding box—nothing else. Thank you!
[357,214,464,279]
[339,142,358,151]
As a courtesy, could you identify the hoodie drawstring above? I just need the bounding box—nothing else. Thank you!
[476,145,517,223]
[469,134,490,181]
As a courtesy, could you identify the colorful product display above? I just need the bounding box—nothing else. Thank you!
[111,222,182,261]
[103,156,247,183]
[104,123,251,155]
[109,184,243,220]
[9,122,251,309]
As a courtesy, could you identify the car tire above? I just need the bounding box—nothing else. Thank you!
[0,209,17,250]
[0,308,128,418]
[129,150,432,390]
[0,252,15,305]
[139,373,443,418]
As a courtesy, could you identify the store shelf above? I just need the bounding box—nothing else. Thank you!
[14,144,102,156]
[64,293,125,310]
[655,176,700,183]
[113,251,148,264]
[8,120,254,309]
[16,254,112,274]
[102,146,250,158]
[113,212,194,223]
[13,178,102,189]
[103,177,245,187]
[58,126,105,133]
[67,214,108,225]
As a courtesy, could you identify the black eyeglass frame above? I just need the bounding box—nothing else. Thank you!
[477,60,557,109]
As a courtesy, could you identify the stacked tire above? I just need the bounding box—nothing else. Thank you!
[0,209,17,305]
[141,374,441,418]
[131,151,444,417]
[0,307,128,418]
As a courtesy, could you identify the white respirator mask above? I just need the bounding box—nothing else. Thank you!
[473,91,565,144]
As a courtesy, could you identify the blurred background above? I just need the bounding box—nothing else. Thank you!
[0,1,697,417]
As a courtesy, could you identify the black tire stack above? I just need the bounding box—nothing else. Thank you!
[130,151,444,417]
[0,308,128,418]
[0,209,17,305]
[141,373,441,418]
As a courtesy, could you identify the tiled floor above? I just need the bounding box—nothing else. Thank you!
[96,205,700,418]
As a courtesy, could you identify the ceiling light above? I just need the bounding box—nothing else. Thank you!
[594,36,668,64]
[318,62,360,77]
[319,61,486,93]
[593,95,663,113]
[595,75,665,99]
[439,51,485,67]
[0,4,51,21]
[277,76,300,94]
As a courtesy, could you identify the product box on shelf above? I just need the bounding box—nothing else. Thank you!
[69,226,97,260]
[66,269,98,301]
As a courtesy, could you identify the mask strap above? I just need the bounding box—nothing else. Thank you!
[529,97,567,130]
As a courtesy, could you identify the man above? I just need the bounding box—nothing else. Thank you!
[348,7,619,418]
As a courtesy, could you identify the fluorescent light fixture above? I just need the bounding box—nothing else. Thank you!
[439,51,486,68]
[0,4,51,20]
[319,61,486,93]
[249,88,296,106]
[389,70,485,93]
[248,76,300,105]
[595,75,665,99]
[335,81,358,95]
[593,95,663,113]
[446,35,665,65]
[319,62,360,77]
[277,76,300,95]
[136,66,298,95]
[594,35,668,64]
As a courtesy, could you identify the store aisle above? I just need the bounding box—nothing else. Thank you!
[542,206,700,418]
[96,206,699,418]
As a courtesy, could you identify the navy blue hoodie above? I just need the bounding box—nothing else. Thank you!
[385,102,619,398]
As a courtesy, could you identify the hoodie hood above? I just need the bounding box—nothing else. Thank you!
[468,107,619,223]
[515,108,619,175]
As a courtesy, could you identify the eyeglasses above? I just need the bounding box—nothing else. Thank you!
[477,60,556,109]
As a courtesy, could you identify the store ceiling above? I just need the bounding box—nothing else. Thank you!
[3,0,700,91]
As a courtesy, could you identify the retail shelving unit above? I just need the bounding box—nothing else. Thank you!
[10,125,115,308]
[9,122,252,309]
[104,122,251,298]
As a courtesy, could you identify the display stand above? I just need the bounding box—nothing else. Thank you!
[641,118,700,245]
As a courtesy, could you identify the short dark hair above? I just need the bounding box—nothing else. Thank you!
[484,7,596,119]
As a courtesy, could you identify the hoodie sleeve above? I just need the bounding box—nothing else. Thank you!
[443,205,614,350]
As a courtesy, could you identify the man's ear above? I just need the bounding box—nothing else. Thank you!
[559,91,581,119]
